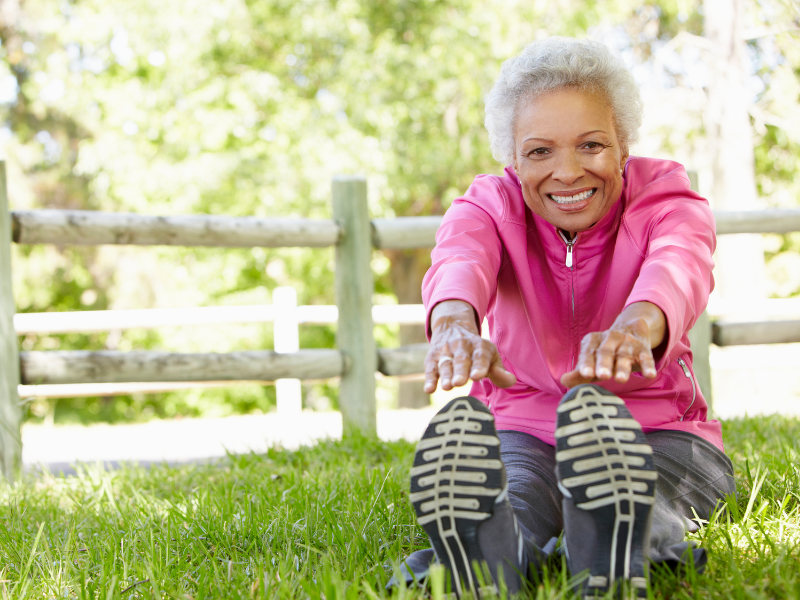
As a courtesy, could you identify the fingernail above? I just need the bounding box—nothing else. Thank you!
[581,367,592,377]
[470,370,479,378]
[597,368,610,377]
[442,379,450,387]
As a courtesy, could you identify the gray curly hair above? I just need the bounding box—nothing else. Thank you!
[484,37,643,165]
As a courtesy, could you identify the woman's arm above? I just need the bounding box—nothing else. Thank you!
[421,178,511,392]
[561,169,714,389]
[560,301,665,388]
[424,300,517,393]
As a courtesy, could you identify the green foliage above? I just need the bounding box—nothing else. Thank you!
[1,416,800,598]
[2,0,799,422]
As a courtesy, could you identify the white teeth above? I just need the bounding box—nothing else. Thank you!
[549,189,595,204]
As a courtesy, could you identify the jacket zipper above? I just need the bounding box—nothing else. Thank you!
[557,230,578,367]
[676,357,696,421]
[558,230,577,268]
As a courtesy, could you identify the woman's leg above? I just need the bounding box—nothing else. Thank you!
[554,384,736,598]
[391,397,563,595]
[645,430,736,569]
[497,430,562,548]
[556,384,658,598]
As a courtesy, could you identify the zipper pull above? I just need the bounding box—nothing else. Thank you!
[677,357,691,378]
[557,230,577,268]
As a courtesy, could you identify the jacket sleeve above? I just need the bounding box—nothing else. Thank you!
[422,191,504,339]
[624,176,716,366]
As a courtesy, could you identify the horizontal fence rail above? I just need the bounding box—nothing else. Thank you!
[20,349,348,385]
[13,304,427,334]
[18,380,248,399]
[18,345,427,386]
[372,216,443,249]
[715,208,800,235]
[13,208,800,249]
[12,210,342,248]
[377,343,429,377]
[712,320,800,346]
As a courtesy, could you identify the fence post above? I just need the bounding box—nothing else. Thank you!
[0,161,22,480]
[332,176,376,434]
[686,170,713,407]
[273,286,302,414]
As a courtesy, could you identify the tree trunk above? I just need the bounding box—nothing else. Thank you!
[704,0,767,300]
[385,248,431,408]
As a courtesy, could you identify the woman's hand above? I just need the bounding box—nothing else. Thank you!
[560,302,666,388]
[424,300,517,393]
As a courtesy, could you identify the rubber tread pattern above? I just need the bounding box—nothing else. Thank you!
[555,385,656,598]
[410,396,504,597]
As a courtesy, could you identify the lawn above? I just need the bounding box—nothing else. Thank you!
[1,415,798,599]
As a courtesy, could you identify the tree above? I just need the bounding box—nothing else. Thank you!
[2,0,798,421]
[704,0,768,302]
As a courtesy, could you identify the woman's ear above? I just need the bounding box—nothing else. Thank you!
[619,148,629,173]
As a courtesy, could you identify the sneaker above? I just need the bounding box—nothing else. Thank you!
[409,396,525,597]
[555,385,657,598]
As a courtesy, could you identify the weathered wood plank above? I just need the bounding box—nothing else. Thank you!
[712,320,800,346]
[372,216,442,249]
[377,343,428,377]
[0,161,22,480]
[12,207,800,250]
[333,176,377,433]
[12,210,341,248]
[20,349,346,385]
[14,305,278,334]
[685,172,712,406]
[714,209,800,235]
[19,380,255,399]
[13,304,427,334]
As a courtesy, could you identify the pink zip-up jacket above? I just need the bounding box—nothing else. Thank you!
[422,157,724,451]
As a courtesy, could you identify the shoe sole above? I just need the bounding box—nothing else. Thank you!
[555,385,656,598]
[409,396,504,597]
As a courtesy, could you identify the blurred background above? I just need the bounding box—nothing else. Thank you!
[1,0,798,428]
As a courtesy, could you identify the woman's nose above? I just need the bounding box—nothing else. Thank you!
[552,152,585,184]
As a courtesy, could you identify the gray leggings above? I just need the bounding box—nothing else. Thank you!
[389,428,736,587]
[501,428,736,568]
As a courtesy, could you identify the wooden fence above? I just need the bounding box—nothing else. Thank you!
[2,159,800,478]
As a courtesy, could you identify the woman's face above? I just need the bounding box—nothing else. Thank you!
[512,88,628,235]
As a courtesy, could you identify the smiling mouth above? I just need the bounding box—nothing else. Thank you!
[548,188,596,204]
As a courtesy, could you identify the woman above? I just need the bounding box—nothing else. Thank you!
[394,38,736,598]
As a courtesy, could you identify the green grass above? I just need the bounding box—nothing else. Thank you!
[1,416,799,599]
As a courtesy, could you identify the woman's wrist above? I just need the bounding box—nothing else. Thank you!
[430,300,481,336]
[614,301,666,348]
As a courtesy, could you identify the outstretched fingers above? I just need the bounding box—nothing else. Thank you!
[613,340,637,382]
[638,348,657,378]
[449,341,474,388]
[488,353,517,388]
[576,333,603,380]
[563,328,658,388]
[424,353,445,394]
[423,337,514,392]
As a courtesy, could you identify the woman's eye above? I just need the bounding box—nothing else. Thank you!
[584,141,604,150]
[530,147,549,156]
